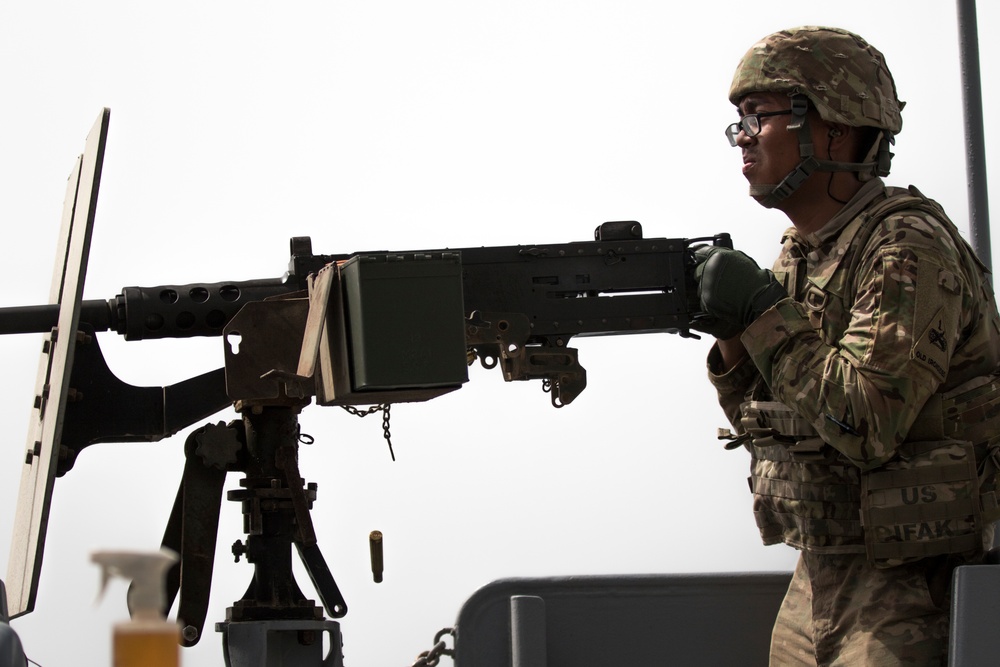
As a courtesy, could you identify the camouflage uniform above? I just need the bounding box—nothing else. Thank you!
[709,26,1000,666]
[709,177,1000,664]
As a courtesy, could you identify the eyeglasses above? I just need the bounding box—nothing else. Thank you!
[725,110,792,146]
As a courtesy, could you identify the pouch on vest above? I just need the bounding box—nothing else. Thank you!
[908,372,1000,524]
[740,400,826,460]
[861,439,983,568]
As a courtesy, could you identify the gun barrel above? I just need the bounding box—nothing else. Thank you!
[114,277,299,341]
[0,277,301,341]
[0,300,114,335]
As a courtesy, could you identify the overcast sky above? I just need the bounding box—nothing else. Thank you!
[1,2,997,665]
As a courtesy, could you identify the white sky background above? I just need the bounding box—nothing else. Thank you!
[0,2,997,665]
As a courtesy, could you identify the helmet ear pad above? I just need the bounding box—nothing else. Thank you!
[819,122,886,174]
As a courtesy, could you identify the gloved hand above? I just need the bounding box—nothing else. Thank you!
[688,245,744,340]
[689,312,745,341]
[692,245,787,331]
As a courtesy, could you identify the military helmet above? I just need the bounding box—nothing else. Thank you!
[729,26,904,135]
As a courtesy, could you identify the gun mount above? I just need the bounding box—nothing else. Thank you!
[0,109,732,666]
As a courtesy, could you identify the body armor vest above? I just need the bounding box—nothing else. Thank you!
[745,187,1000,567]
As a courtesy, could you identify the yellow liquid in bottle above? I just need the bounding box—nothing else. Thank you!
[113,620,180,667]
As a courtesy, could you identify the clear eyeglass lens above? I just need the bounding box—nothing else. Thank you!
[725,123,740,147]
[742,115,762,137]
[725,114,763,147]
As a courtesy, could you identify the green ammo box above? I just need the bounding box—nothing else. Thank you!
[340,252,469,392]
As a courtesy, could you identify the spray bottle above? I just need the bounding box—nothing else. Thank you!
[91,548,180,667]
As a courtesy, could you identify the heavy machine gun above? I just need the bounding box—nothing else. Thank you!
[0,109,731,666]
[3,222,730,418]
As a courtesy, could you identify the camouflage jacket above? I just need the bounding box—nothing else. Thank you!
[708,178,1000,555]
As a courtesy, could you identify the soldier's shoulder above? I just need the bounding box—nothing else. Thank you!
[863,186,961,257]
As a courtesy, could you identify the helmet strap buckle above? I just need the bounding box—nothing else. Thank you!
[786,96,809,131]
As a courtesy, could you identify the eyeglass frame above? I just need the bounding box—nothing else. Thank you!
[725,109,793,147]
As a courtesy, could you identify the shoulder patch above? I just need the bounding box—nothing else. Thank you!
[909,263,963,384]
[912,307,949,383]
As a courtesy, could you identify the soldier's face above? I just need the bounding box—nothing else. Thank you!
[734,93,801,195]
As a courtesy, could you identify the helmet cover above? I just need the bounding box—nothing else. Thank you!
[729,26,904,135]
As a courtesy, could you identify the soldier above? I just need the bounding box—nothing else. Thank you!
[692,26,1000,665]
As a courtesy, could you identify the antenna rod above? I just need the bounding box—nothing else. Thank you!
[957,0,992,275]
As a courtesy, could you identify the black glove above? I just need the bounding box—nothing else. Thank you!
[694,246,787,330]
[688,245,744,340]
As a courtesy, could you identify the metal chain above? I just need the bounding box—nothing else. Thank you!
[340,404,385,418]
[382,403,395,461]
[340,403,396,461]
[409,627,455,667]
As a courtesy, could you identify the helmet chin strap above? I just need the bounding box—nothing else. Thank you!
[751,96,885,209]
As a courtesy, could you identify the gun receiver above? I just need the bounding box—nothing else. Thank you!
[460,224,730,406]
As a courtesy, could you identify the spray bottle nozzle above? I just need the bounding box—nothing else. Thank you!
[91,548,178,621]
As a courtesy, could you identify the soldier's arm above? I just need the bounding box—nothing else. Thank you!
[740,215,967,470]
[706,339,757,432]
[715,336,749,371]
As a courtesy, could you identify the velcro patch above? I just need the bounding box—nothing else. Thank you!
[938,269,960,295]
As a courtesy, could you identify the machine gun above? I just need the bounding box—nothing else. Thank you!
[3,222,729,411]
[1,109,731,666]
